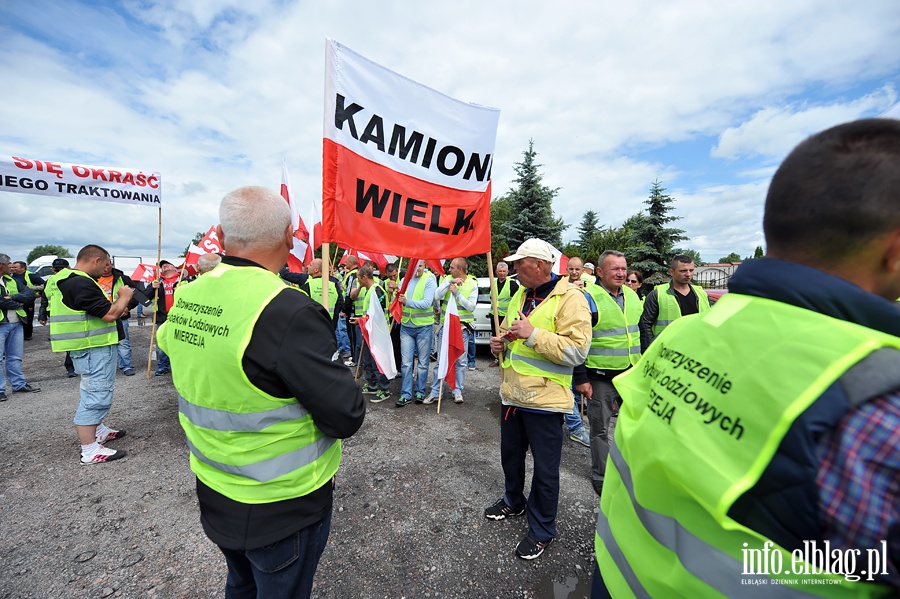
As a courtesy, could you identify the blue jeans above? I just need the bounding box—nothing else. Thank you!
[467,327,476,365]
[335,316,350,354]
[0,322,26,391]
[118,318,134,371]
[157,347,170,372]
[564,390,585,433]
[500,408,564,543]
[400,323,433,399]
[430,326,469,396]
[219,509,332,599]
[71,344,116,425]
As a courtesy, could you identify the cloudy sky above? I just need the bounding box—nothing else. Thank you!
[2,0,898,266]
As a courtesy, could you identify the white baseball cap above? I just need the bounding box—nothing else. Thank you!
[505,238,555,262]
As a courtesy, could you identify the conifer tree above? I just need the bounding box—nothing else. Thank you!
[501,140,566,249]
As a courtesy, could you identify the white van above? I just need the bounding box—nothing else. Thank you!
[28,255,58,278]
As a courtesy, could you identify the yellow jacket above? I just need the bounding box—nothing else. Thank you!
[499,277,592,413]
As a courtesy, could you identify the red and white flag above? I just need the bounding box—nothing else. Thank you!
[197,225,224,255]
[322,39,500,260]
[281,160,313,271]
[131,264,157,283]
[357,289,398,379]
[184,243,203,265]
[388,258,422,323]
[551,245,568,276]
[437,294,465,391]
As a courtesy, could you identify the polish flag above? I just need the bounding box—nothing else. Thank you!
[550,245,568,276]
[281,160,313,271]
[426,259,446,277]
[437,293,465,391]
[184,243,203,265]
[388,258,421,323]
[357,288,398,379]
[340,248,396,273]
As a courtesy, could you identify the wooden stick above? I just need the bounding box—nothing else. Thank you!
[147,207,163,379]
[486,250,504,384]
[437,381,443,414]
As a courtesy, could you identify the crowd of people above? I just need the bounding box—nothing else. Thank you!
[1,118,897,596]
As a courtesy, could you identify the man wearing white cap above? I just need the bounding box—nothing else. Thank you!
[581,262,596,284]
[485,238,592,560]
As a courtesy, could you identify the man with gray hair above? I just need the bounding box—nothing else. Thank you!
[158,186,365,598]
[197,252,221,274]
[0,253,41,401]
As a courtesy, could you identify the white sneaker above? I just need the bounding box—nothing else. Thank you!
[81,445,127,465]
[422,394,437,405]
[453,392,464,404]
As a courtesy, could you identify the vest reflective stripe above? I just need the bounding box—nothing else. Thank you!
[179,395,310,431]
[45,269,118,352]
[596,293,898,598]
[439,276,476,323]
[504,350,574,376]
[401,273,434,326]
[585,284,642,370]
[598,444,816,599]
[307,277,337,315]
[652,283,710,337]
[596,510,652,599]
[1,276,26,319]
[353,283,367,315]
[501,284,573,387]
[362,283,389,323]
[184,435,336,483]
[161,263,340,504]
[495,279,513,316]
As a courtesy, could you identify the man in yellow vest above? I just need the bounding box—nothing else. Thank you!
[158,186,365,598]
[301,258,344,330]
[425,257,479,404]
[638,254,710,352]
[355,264,391,403]
[9,260,44,341]
[485,238,592,560]
[594,119,900,596]
[489,261,519,367]
[397,259,437,406]
[573,250,641,496]
[46,245,133,464]
[0,253,41,401]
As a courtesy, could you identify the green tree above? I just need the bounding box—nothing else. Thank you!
[718,252,742,263]
[181,232,206,258]
[625,181,687,286]
[585,226,630,264]
[27,245,73,264]
[501,140,567,249]
[575,210,600,251]
[490,195,514,250]
[746,245,765,260]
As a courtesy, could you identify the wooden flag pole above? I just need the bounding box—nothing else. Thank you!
[147,207,162,379]
[437,381,443,414]
[486,250,504,383]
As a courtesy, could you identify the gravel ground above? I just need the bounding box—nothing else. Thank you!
[0,317,598,598]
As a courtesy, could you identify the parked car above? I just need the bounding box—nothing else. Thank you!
[706,289,728,304]
[471,277,495,346]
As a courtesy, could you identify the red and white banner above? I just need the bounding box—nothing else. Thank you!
[322,39,500,260]
[357,289,398,379]
[0,155,161,207]
[437,293,465,391]
[131,264,157,283]
[184,243,203,265]
[197,226,224,255]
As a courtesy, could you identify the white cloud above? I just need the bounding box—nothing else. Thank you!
[712,85,898,160]
[0,0,898,265]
